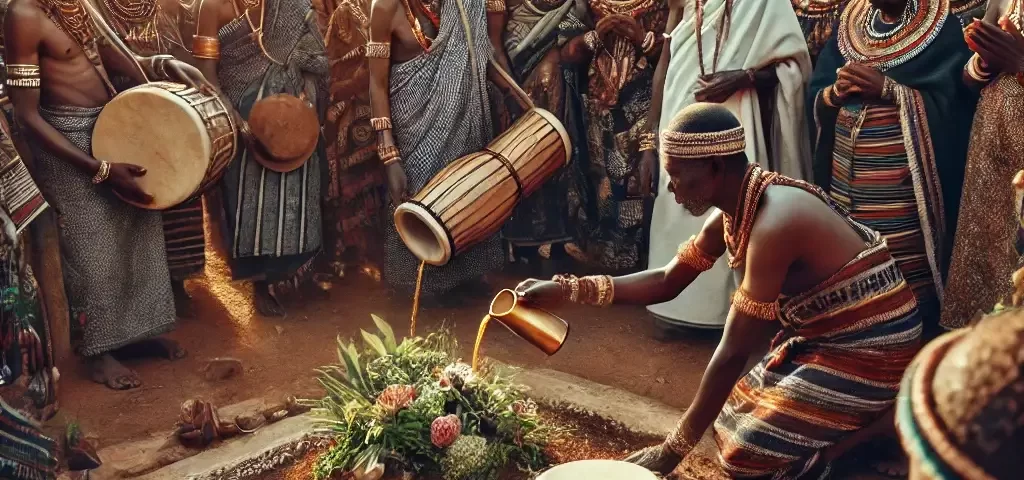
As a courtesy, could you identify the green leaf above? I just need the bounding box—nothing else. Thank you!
[361,329,388,358]
[371,314,399,353]
[338,338,371,397]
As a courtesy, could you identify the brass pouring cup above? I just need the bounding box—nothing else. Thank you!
[489,289,569,355]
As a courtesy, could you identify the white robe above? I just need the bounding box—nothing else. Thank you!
[646,0,811,327]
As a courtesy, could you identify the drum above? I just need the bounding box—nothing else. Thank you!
[394,108,570,266]
[91,82,237,210]
[537,460,659,480]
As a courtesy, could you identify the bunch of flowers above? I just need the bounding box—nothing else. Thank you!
[307,315,551,479]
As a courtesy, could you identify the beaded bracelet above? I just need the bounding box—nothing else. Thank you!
[370,117,392,131]
[486,0,505,12]
[365,42,391,59]
[639,132,656,152]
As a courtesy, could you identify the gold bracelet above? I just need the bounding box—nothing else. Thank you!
[370,117,392,131]
[732,288,779,321]
[486,0,505,12]
[639,132,656,152]
[822,85,839,108]
[583,30,602,52]
[965,54,993,83]
[666,418,696,457]
[365,42,391,59]
[880,77,897,102]
[676,236,717,272]
[192,36,221,60]
[383,156,402,166]
[5,64,41,88]
[91,161,111,184]
[378,144,400,162]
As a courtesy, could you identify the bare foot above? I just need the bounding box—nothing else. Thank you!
[116,338,188,361]
[89,354,140,390]
[254,281,285,317]
[624,444,682,475]
[172,281,195,319]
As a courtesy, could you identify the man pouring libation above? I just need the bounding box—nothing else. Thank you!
[517,103,923,478]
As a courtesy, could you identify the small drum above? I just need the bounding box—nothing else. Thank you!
[537,460,659,480]
[92,82,237,210]
[394,108,570,266]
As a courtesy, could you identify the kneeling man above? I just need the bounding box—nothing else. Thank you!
[517,103,923,477]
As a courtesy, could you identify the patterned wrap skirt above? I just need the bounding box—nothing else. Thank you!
[828,104,938,320]
[715,241,922,478]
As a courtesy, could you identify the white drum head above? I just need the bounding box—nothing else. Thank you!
[393,201,453,266]
[92,84,212,210]
[538,460,660,480]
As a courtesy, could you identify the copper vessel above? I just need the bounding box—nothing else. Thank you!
[488,289,569,355]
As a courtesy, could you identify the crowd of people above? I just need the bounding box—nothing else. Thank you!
[1,0,1023,477]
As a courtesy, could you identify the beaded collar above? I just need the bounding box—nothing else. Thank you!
[723,164,778,268]
[837,0,948,70]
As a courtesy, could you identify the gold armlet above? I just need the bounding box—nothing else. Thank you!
[486,0,506,13]
[732,288,779,321]
[370,117,392,131]
[192,36,221,60]
[5,64,41,88]
[365,42,391,59]
[91,161,111,184]
[676,236,717,272]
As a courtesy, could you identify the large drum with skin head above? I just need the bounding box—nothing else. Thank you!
[91,82,237,210]
[394,108,570,266]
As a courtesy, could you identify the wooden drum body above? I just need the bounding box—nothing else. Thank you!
[394,108,570,266]
[92,82,237,210]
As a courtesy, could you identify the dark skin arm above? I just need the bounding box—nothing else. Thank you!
[4,1,153,203]
[653,217,787,469]
[640,0,683,198]
[488,7,513,75]
[965,10,1024,86]
[518,213,727,306]
[368,0,408,205]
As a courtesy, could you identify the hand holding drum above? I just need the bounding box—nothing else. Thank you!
[107,163,153,205]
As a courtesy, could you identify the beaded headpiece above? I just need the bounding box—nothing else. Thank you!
[897,308,1024,480]
[660,103,746,161]
[660,126,745,160]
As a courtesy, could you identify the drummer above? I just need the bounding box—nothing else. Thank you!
[94,0,210,318]
[4,0,211,389]
[516,104,923,477]
[192,0,326,316]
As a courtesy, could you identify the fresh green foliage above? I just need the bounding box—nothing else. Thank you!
[308,316,551,480]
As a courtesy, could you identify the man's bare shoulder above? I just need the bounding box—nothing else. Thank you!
[6,0,45,26]
[370,0,400,17]
[751,185,824,243]
[667,0,685,11]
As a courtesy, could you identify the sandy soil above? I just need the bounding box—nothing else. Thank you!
[56,224,719,449]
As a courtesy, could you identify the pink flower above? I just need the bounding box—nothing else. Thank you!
[377,385,416,415]
[430,414,462,448]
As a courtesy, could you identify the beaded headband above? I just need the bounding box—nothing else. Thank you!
[660,126,745,160]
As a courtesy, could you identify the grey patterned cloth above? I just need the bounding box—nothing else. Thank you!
[217,0,327,281]
[384,0,503,295]
[33,105,174,357]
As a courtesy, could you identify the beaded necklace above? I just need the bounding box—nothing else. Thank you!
[102,0,163,53]
[837,0,948,70]
[722,164,777,268]
[694,0,732,77]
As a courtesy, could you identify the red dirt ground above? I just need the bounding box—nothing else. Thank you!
[56,224,719,449]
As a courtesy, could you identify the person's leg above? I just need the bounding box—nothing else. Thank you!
[254,280,285,317]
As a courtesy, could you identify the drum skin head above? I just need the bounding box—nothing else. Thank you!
[537,460,660,480]
[394,201,452,266]
[92,84,212,210]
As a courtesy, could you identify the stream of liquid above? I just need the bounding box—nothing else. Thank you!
[410,261,426,337]
[471,314,491,372]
